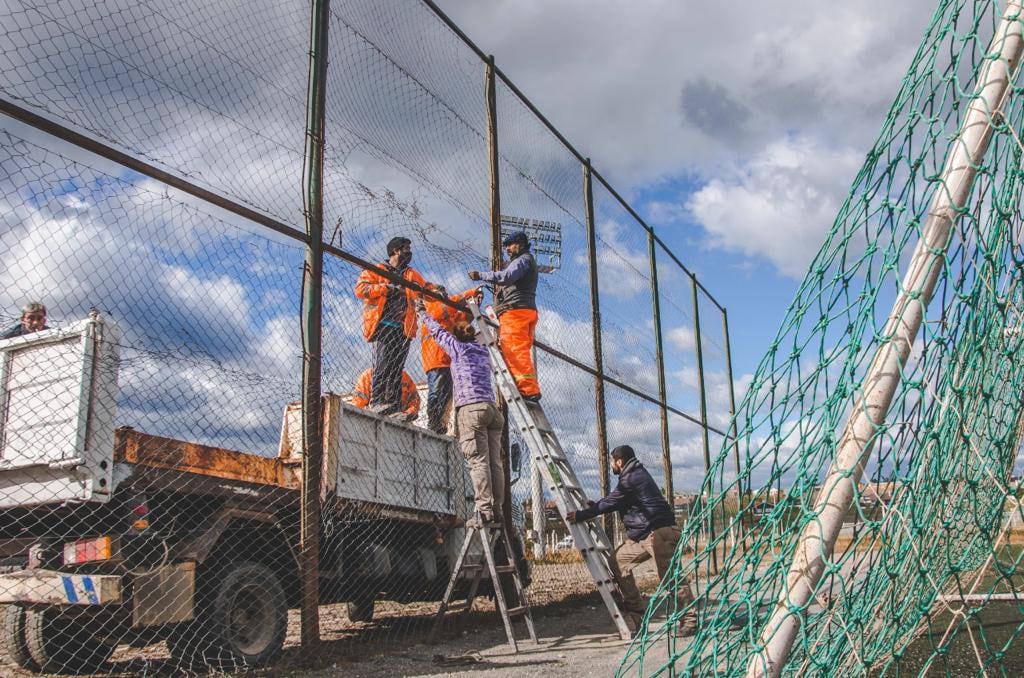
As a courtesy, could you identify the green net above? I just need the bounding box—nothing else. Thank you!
[621,1,1024,675]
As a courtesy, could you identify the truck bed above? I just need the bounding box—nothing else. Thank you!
[113,424,463,528]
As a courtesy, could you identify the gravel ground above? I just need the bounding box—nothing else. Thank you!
[0,562,662,678]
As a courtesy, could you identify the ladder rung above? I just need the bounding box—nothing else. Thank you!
[505,606,529,617]
[445,601,471,613]
[493,564,516,573]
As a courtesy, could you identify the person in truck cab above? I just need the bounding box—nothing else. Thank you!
[350,368,420,421]
[1,301,48,339]
[567,444,697,638]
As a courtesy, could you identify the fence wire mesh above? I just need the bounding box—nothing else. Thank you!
[0,0,731,674]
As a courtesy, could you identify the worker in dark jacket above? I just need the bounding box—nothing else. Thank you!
[568,445,696,636]
[468,231,541,401]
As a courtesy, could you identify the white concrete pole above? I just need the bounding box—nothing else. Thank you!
[747,5,1024,676]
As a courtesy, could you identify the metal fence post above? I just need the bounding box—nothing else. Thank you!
[691,274,717,573]
[722,307,744,547]
[299,0,330,650]
[648,233,673,506]
[582,159,611,535]
[485,55,516,541]
[486,55,502,271]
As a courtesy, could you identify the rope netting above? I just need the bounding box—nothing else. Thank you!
[622,1,1024,675]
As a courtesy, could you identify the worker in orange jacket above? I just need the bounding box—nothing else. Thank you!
[469,231,541,402]
[420,283,481,433]
[354,237,426,416]
[350,368,420,421]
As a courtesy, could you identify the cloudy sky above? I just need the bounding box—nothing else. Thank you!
[436,0,937,373]
[4,0,1016,495]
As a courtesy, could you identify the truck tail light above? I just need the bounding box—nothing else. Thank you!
[63,536,115,565]
[130,499,150,532]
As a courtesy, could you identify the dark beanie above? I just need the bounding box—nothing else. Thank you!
[387,236,411,256]
[611,445,636,461]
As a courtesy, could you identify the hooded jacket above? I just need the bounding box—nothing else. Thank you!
[574,458,675,541]
[354,264,426,341]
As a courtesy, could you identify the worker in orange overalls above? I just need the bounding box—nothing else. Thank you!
[354,236,426,416]
[468,231,541,402]
[350,368,420,421]
[420,283,481,433]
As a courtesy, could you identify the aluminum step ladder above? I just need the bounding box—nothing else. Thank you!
[430,520,537,652]
[468,299,633,641]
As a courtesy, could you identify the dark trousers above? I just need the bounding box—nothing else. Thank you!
[369,324,411,410]
[426,367,453,434]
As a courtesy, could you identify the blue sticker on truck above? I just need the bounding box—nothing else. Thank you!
[81,576,99,604]
[61,576,78,603]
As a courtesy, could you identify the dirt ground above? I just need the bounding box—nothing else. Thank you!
[0,562,663,678]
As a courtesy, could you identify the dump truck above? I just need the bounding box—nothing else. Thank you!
[0,314,518,673]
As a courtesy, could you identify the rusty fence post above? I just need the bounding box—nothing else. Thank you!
[582,159,611,536]
[648,232,673,507]
[485,55,517,545]
[299,0,330,649]
[690,274,717,574]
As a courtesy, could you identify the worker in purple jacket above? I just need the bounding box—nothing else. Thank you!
[415,298,504,526]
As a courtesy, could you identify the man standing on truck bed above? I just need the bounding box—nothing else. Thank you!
[1,301,48,339]
[416,299,505,526]
[355,237,426,416]
[468,231,541,402]
[567,445,697,637]
[420,282,481,434]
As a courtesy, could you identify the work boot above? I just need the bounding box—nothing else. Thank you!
[674,611,698,638]
[624,611,644,638]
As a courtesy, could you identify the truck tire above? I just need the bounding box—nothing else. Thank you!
[345,596,375,623]
[1,605,37,671]
[23,608,116,674]
[168,561,286,670]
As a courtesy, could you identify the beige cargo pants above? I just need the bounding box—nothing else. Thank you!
[455,401,505,521]
[611,525,693,617]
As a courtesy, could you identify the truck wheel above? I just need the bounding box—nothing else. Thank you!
[23,608,116,674]
[346,596,375,623]
[168,561,286,670]
[1,605,37,671]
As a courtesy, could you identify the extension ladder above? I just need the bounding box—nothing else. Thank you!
[430,520,537,652]
[468,299,633,641]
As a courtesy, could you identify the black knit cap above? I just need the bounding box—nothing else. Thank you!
[502,230,529,247]
[611,445,636,461]
[387,236,411,255]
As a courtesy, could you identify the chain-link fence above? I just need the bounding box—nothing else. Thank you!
[0,0,735,673]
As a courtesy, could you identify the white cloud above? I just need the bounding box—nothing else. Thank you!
[688,136,862,278]
[668,326,695,352]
